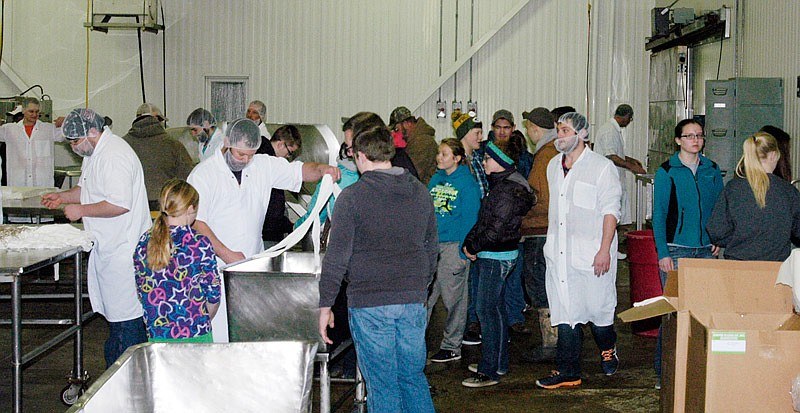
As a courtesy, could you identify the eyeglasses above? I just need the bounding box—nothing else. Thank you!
[285,144,298,159]
[680,134,705,141]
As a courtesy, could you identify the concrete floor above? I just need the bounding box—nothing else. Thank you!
[0,245,661,412]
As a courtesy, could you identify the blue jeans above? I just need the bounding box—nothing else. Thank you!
[655,245,715,376]
[523,236,548,308]
[556,323,617,378]
[105,316,147,367]
[349,304,434,413]
[504,243,526,325]
[475,258,514,380]
[466,262,479,325]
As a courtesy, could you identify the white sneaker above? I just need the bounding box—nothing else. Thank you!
[617,251,627,260]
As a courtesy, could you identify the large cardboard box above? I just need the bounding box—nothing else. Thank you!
[619,258,797,412]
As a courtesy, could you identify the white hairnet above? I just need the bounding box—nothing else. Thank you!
[186,108,216,129]
[249,100,267,119]
[62,108,105,139]
[225,118,261,150]
[558,112,590,141]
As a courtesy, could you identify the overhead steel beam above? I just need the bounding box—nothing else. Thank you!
[410,0,532,113]
[0,61,30,93]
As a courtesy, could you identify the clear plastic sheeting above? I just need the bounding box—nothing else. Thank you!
[67,341,318,413]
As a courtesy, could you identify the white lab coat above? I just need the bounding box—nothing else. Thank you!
[78,128,152,322]
[593,118,631,224]
[543,147,621,328]
[198,127,225,163]
[0,120,64,187]
[258,122,271,140]
[188,148,303,342]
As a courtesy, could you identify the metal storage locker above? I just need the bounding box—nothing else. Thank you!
[704,78,784,180]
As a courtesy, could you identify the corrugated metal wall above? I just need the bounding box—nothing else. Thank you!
[164,0,654,163]
[739,0,800,180]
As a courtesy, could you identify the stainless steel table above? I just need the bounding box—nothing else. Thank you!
[54,165,82,188]
[0,245,92,412]
[2,195,64,223]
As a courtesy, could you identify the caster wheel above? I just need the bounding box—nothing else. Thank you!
[61,383,84,406]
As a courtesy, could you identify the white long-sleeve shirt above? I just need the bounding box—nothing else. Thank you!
[0,120,64,187]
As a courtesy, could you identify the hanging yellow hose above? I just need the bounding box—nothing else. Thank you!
[85,0,90,108]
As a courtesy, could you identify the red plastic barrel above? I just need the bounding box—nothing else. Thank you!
[626,230,661,338]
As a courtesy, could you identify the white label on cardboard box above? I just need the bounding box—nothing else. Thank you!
[710,331,746,353]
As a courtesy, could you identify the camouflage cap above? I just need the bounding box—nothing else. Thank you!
[388,106,415,128]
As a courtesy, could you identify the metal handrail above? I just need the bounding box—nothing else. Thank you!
[635,174,655,230]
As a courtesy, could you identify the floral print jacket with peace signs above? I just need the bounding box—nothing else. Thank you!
[134,225,221,340]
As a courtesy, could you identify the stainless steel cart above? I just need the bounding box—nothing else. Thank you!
[224,251,365,413]
[0,244,91,412]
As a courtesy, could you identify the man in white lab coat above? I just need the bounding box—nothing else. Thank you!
[592,104,645,227]
[0,97,64,187]
[535,112,622,389]
[42,108,151,367]
[188,118,339,342]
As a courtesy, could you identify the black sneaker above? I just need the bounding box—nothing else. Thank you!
[535,370,581,389]
[600,347,619,376]
[462,323,482,345]
[461,373,499,388]
[429,349,461,363]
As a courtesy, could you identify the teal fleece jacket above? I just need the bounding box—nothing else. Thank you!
[428,164,482,259]
[652,152,723,260]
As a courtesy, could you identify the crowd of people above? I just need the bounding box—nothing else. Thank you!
[2,95,791,412]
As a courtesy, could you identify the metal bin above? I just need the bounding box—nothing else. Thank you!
[67,341,317,413]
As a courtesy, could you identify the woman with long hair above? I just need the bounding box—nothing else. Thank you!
[651,119,724,387]
[707,132,800,261]
[426,138,481,364]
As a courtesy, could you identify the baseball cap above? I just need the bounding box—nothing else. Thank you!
[388,106,415,128]
[135,102,168,121]
[522,107,555,129]
[492,109,514,125]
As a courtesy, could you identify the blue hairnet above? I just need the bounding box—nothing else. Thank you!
[225,118,261,149]
[62,108,105,139]
[186,108,216,129]
[558,112,590,141]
